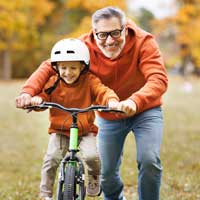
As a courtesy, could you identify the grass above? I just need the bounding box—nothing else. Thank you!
[0,76,199,200]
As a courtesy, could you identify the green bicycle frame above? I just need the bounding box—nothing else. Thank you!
[69,127,78,151]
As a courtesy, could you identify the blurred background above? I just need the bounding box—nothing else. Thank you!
[0,0,199,200]
[0,0,200,80]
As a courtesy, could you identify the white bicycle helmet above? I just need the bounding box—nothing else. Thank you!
[45,38,90,95]
[51,38,90,66]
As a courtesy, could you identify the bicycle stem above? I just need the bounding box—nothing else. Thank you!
[69,114,79,152]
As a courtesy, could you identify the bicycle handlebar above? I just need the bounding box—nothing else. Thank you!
[25,101,124,114]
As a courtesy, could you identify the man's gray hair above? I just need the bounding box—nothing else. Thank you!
[92,7,126,30]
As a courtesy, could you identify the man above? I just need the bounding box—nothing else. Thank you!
[16,6,168,200]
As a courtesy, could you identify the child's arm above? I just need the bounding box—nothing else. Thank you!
[89,73,119,106]
[29,89,50,111]
[90,74,136,116]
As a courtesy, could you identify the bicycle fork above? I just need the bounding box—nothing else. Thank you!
[56,155,85,200]
[56,116,85,200]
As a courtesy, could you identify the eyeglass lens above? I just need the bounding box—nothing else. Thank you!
[97,30,122,40]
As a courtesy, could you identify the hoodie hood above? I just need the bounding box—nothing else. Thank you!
[79,19,149,93]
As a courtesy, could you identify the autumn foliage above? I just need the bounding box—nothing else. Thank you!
[0,0,125,79]
[174,0,200,67]
[0,0,200,79]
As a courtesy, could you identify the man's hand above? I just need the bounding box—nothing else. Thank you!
[117,99,137,116]
[15,93,32,108]
[107,99,119,110]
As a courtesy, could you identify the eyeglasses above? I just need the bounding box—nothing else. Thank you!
[95,28,125,40]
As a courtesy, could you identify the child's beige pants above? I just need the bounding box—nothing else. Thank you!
[40,133,100,198]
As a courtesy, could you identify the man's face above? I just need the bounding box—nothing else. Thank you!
[93,17,126,59]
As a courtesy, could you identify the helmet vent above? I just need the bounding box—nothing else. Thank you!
[67,50,75,54]
[55,51,61,54]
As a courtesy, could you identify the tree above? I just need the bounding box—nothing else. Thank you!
[0,0,127,78]
[0,0,54,79]
[64,0,126,37]
[174,0,200,73]
[137,7,155,32]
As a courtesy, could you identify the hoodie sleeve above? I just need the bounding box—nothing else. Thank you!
[34,76,59,102]
[129,37,168,112]
[21,59,56,96]
[36,90,50,103]
[89,73,119,105]
[30,77,55,112]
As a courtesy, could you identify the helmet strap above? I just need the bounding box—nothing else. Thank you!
[80,61,89,74]
[44,65,61,95]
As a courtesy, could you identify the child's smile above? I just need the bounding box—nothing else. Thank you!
[57,61,84,84]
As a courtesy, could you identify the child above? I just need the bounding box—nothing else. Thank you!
[28,38,119,200]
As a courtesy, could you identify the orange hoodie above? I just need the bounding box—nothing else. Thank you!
[22,19,168,120]
[36,72,119,136]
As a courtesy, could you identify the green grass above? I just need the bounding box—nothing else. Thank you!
[0,76,199,200]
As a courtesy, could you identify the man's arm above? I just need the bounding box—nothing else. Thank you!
[22,59,55,95]
[129,38,168,112]
[16,59,55,108]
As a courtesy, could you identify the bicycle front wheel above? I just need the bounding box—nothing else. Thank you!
[63,165,76,200]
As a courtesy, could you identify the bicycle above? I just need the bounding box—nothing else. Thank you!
[26,101,123,200]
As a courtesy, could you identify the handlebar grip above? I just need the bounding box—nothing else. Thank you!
[24,103,48,110]
[99,108,125,114]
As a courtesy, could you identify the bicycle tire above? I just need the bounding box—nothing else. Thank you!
[63,165,76,200]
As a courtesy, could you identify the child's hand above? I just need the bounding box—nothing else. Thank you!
[31,96,43,106]
[117,99,137,116]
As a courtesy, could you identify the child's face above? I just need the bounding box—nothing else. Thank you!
[57,61,84,84]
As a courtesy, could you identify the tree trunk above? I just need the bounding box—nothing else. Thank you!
[2,49,12,80]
